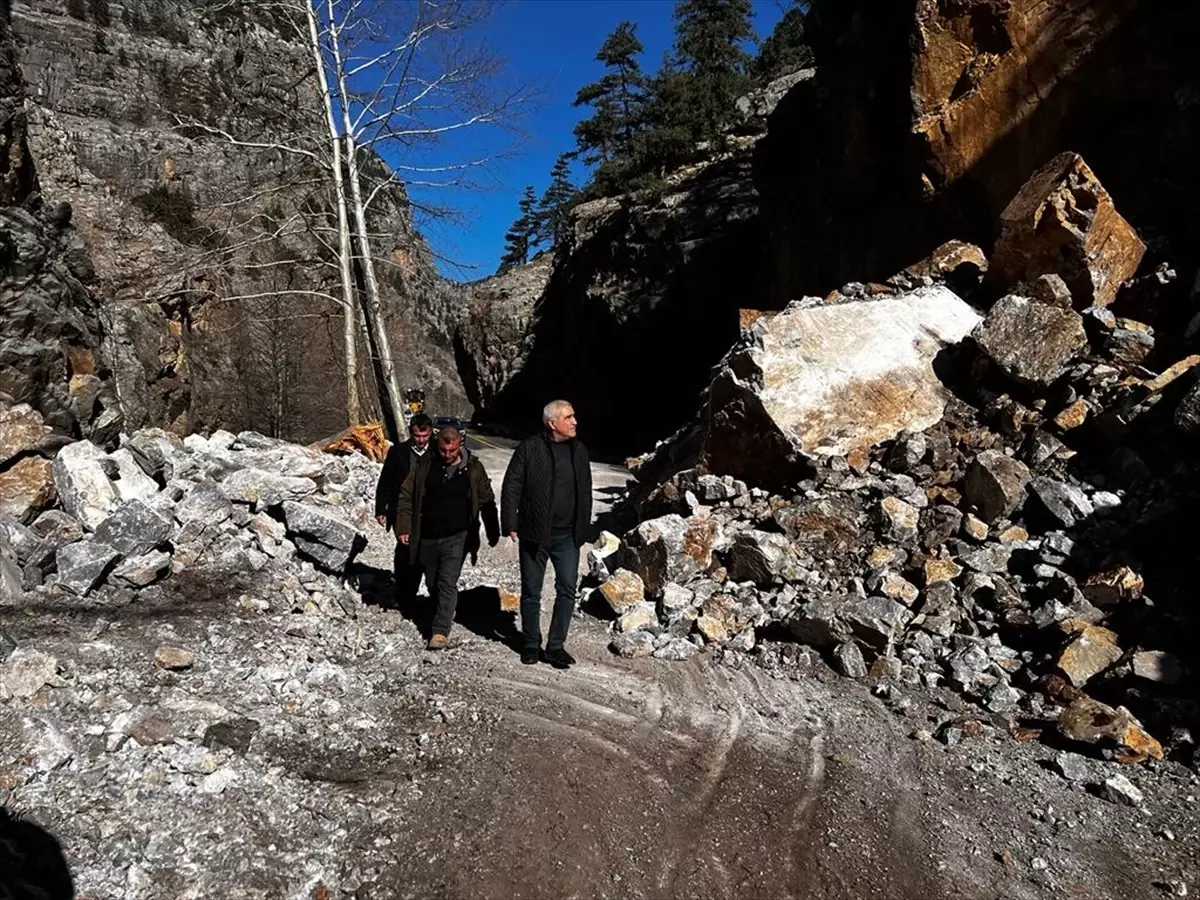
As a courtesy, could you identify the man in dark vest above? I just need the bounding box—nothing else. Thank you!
[501,400,592,668]
[375,413,434,611]
[396,427,499,650]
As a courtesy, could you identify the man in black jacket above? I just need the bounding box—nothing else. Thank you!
[501,400,592,668]
[396,427,500,650]
[374,413,433,609]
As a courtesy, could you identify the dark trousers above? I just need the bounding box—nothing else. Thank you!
[393,541,424,612]
[417,532,467,637]
[519,530,580,652]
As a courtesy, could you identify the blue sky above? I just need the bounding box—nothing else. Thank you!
[403,0,789,282]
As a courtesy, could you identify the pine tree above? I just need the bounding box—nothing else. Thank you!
[536,154,578,246]
[672,0,755,144]
[497,185,539,274]
[632,56,697,180]
[572,21,648,167]
[753,2,813,81]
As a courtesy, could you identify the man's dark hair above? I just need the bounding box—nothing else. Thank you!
[409,413,433,432]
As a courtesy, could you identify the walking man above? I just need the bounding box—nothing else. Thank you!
[396,427,500,650]
[501,400,592,668]
[375,413,434,611]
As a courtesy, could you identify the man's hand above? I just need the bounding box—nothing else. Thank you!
[399,534,410,545]
[375,515,387,529]
[509,531,518,543]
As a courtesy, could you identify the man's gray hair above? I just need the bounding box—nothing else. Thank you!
[542,399,573,425]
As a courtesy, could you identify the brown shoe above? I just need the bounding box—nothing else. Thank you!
[426,633,448,651]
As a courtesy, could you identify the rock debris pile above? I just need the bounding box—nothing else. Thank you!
[593,152,1195,774]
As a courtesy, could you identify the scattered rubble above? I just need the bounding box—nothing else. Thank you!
[598,151,1196,788]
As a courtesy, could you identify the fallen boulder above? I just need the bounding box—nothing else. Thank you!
[1056,696,1163,764]
[55,541,121,596]
[617,514,721,598]
[693,286,982,487]
[93,500,172,557]
[0,456,56,523]
[0,403,58,467]
[598,569,645,615]
[989,152,1145,309]
[964,450,1030,524]
[972,295,1088,387]
[726,530,795,586]
[51,440,119,530]
[281,501,364,574]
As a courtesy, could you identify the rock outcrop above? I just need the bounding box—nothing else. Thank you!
[8,0,470,443]
[755,0,1200,304]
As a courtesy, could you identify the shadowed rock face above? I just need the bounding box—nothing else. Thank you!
[755,0,1200,302]
[461,145,770,455]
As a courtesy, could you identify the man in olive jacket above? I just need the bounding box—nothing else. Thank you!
[396,427,500,650]
[501,400,592,668]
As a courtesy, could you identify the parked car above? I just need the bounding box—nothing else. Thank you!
[433,415,469,437]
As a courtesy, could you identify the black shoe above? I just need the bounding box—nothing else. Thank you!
[543,648,575,669]
[520,647,540,665]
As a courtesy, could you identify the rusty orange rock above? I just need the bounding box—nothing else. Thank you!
[990,152,1145,308]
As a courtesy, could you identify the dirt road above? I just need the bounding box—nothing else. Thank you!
[5,440,1196,899]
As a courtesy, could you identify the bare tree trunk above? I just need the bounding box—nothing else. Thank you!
[326,0,407,442]
[305,0,361,427]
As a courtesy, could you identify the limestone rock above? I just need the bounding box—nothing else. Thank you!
[653,637,700,662]
[0,403,55,466]
[0,455,55,523]
[1099,774,1144,807]
[110,550,171,589]
[726,529,795,586]
[155,646,196,671]
[1056,697,1163,763]
[1028,478,1094,528]
[691,286,982,488]
[990,152,1145,309]
[972,295,1087,386]
[220,468,317,507]
[175,480,233,526]
[1131,650,1183,686]
[618,514,720,598]
[51,440,118,530]
[964,450,1030,524]
[1056,623,1122,687]
[0,532,21,608]
[109,448,160,503]
[833,641,868,678]
[661,582,695,617]
[0,648,58,700]
[93,500,172,557]
[616,602,658,634]
[879,496,919,544]
[55,540,120,595]
[587,531,621,582]
[610,631,655,659]
[281,501,363,573]
[597,569,644,615]
[1030,274,1073,309]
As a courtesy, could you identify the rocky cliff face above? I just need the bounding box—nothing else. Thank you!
[0,0,126,446]
[8,0,468,442]
[755,0,1200,303]
[459,135,774,454]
